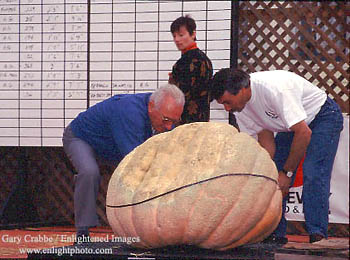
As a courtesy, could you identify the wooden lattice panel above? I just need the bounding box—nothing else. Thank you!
[0,147,114,226]
[0,146,117,227]
[238,1,349,113]
[27,148,75,224]
[26,148,111,226]
[0,147,20,224]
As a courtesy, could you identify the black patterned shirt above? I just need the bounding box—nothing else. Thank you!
[171,48,213,124]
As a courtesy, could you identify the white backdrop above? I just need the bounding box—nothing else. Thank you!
[286,114,349,224]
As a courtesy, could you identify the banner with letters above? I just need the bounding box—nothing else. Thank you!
[286,114,349,224]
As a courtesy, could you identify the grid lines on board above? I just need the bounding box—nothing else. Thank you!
[88,0,231,104]
[0,0,231,146]
[0,0,89,146]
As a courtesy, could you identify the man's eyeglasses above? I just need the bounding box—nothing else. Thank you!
[161,114,181,125]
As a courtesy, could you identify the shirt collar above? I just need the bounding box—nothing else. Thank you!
[182,42,198,54]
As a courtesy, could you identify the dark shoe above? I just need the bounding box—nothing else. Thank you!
[309,234,324,243]
[262,234,288,245]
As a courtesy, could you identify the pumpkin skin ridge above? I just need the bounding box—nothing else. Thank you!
[224,177,278,248]
[146,175,248,247]
[172,127,206,247]
[108,134,161,207]
[132,133,182,248]
[180,123,240,246]
[115,204,140,246]
[130,132,184,248]
[150,123,200,246]
[189,124,277,248]
[131,134,167,202]
[215,164,281,250]
[133,200,161,248]
[181,172,276,249]
[139,126,195,200]
[194,176,249,248]
[106,153,139,245]
[106,204,129,243]
[133,160,160,247]
[231,133,279,236]
[176,184,208,246]
[131,137,162,247]
[181,182,213,246]
[198,176,280,250]
[198,176,257,249]
[198,130,262,248]
[227,146,280,241]
[131,196,154,247]
[161,124,201,245]
[136,125,202,247]
[220,187,282,250]
[107,135,166,248]
[247,187,282,243]
[250,188,282,242]
[223,143,280,247]
[155,124,217,247]
[197,133,278,249]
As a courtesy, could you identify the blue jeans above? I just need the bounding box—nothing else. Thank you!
[273,97,343,238]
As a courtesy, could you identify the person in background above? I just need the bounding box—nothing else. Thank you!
[210,68,343,245]
[169,15,213,124]
[62,84,185,242]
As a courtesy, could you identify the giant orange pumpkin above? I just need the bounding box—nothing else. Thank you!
[106,122,282,250]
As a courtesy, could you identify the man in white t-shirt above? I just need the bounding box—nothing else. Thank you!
[210,68,343,245]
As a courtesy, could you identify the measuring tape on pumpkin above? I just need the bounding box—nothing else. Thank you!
[106,173,278,208]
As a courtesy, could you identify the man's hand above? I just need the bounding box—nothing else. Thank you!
[278,171,292,198]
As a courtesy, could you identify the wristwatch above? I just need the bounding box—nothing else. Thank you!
[281,169,293,178]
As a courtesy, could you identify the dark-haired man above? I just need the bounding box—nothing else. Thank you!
[210,68,343,244]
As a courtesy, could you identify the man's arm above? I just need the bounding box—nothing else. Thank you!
[257,121,311,197]
[283,120,312,173]
[279,120,312,197]
[257,129,275,159]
